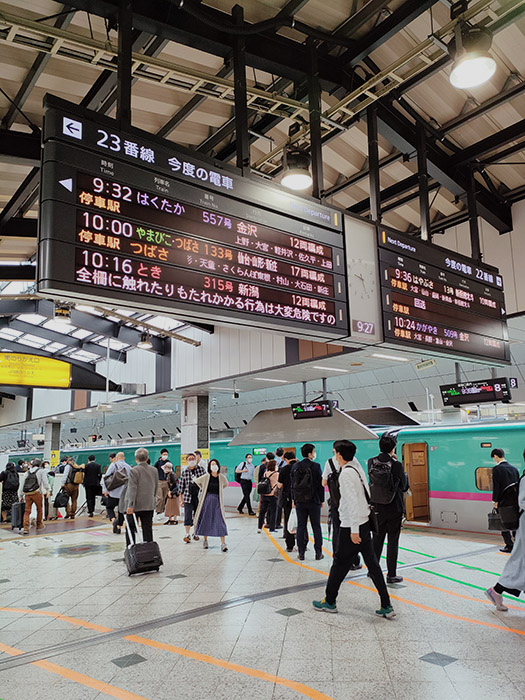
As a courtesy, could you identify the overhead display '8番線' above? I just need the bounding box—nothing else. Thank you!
[38,96,349,341]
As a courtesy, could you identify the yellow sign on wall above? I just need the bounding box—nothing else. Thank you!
[50,450,60,469]
[181,448,210,467]
[0,353,71,388]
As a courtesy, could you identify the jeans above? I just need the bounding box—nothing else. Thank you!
[258,495,277,530]
[331,506,360,567]
[64,483,79,517]
[126,511,154,545]
[106,495,124,526]
[296,502,322,556]
[326,521,390,608]
[84,485,98,515]
[372,512,403,577]
[23,491,43,530]
[238,479,253,513]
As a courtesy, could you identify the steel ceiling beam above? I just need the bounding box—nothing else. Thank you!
[450,119,525,166]
[0,131,40,166]
[1,6,74,130]
[0,264,36,281]
[0,218,38,238]
[6,320,126,362]
[0,169,40,227]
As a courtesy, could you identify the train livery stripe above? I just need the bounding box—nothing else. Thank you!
[429,490,492,501]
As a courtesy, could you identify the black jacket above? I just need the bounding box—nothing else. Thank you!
[492,461,520,503]
[84,461,102,487]
[278,460,297,501]
[369,452,409,516]
[291,458,324,505]
[154,457,168,481]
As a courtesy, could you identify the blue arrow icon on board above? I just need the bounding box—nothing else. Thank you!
[59,178,73,192]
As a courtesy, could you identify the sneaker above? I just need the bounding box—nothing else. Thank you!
[257,529,262,533]
[286,548,294,552]
[298,553,305,561]
[88,513,94,518]
[312,598,338,613]
[203,540,208,549]
[22,530,29,535]
[315,553,324,561]
[183,536,191,544]
[485,587,508,611]
[387,575,404,584]
[221,544,228,552]
[192,534,200,541]
[375,606,396,619]
[500,546,513,553]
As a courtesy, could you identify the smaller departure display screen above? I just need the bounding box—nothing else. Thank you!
[440,378,512,406]
[291,401,334,419]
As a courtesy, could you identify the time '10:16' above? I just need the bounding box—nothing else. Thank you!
[81,250,133,273]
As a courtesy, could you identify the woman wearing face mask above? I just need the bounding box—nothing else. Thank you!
[235,453,256,516]
[163,462,180,525]
[193,459,229,551]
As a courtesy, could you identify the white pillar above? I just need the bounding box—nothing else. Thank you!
[44,420,61,469]
[181,395,209,458]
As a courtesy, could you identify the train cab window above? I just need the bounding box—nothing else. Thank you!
[475,467,493,492]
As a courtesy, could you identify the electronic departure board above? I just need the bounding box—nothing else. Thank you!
[291,401,334,419]
[38,97,348,341]
[440,378,512,406]
[377,227,509,363]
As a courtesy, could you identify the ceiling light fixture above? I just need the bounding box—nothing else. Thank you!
[137,332,153,350]
[281,148,313,191]
[54,302,71,325]
[253,378,288,383]
[449,24,496,89]
[313,365,349,373]
[371,353,410,362]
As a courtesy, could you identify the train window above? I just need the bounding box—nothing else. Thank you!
[475,467,493,491]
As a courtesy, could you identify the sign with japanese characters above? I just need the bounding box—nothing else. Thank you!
[377,227,509,363]
[0,353,71,388]
[38,97,349,341]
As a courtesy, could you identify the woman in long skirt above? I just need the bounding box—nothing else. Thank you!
[194,459,228,551]
[164,463,180,525]
[486,476,525,610]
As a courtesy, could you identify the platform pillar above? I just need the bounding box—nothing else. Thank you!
[181,395,209,461]
[43,420,61,469]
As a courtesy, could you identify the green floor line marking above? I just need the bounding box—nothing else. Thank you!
[398,545,434,558]
[448,560,503,577]
[412,566,525,605]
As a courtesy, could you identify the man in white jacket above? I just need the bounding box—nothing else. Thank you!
[313,439,395,619]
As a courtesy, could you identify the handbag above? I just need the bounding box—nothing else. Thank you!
[287,508,298,534]
[53,488,69,509]
[347,465,379,534]
[488,508,504,531]
[104,467,128,492]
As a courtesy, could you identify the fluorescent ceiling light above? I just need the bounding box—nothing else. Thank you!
[209,387,234,392]
[371,353,410,362]
[158,409,173,414]
[131,398,139,403]
[253,378,288,383]
[313,365,349,373]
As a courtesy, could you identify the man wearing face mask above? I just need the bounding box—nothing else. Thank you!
[179,452,206,543]
[291,443,325,561]
[235,453,256,516]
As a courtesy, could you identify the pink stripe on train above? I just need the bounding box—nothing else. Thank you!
[429,490,492,502]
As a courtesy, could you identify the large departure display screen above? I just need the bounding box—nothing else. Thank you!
[38,97,348,340]
[377,227,509,363]
[440,378,512,406]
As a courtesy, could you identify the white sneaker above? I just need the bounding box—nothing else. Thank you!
[203,540,208,549]
[485,587,508,611]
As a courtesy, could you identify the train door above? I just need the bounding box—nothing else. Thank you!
[402,442,429,522]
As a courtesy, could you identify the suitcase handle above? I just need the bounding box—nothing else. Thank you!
[126,512,143,548]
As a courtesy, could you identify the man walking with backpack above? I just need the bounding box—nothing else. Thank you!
[291,443,324,561]
[368,435,408,583]
[62,459,85,520]
[18,459,50,535]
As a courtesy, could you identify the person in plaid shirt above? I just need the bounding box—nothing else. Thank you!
[179,452,206,543]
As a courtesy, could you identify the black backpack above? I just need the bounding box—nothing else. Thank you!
[235,462,245,484]
[368,456,397,505]
[257,473,272,495]
[498,480,522,531]
[326,459,341,510]
[23,470,39,493]
[293,462,313,502]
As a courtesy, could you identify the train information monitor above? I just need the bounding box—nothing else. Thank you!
[377,227,509,363]
[38,97,349,341]
[440,378,512,406]
[291,401,334,419]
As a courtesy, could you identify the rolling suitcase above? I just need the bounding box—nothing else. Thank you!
[11,501,25,530]
[124,514,163,576]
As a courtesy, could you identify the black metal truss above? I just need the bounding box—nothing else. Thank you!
[450,119,525,167]
[5,319,126,362]
[0,169,40,228]
[0,264,36,281]
[0,131,40,167]
[1,6,74,130]
[0,299,166,354]
[0,219,37,238]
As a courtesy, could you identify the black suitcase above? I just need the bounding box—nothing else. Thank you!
[11,501,25,530]
[124,514,163,575]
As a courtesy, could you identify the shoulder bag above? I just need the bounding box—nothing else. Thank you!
[347,465,379,534]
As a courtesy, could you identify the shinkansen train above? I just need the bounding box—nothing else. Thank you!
[6,419,525,534]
